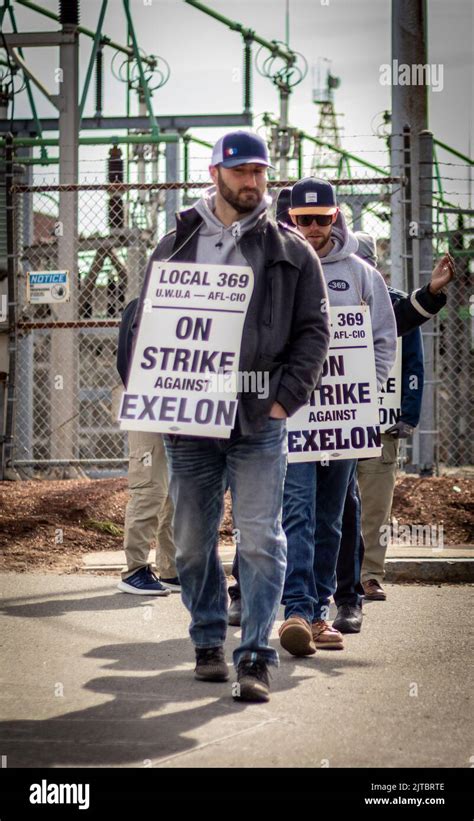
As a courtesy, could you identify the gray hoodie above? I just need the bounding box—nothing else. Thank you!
[320,210,397,388]
[194,186,271,268]
[354,231,377,267]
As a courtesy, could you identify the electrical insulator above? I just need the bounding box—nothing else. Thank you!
[0,85,10,120]
[59,0,79,26]
[108,146,124,230]
[108,145,123,183]
[95,48,103,118]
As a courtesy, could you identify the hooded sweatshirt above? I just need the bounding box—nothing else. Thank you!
[194,185,271,268]
[320,210,397,388]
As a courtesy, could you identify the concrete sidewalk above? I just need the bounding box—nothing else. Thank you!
[82,545,474,582]
[0,573,472,768]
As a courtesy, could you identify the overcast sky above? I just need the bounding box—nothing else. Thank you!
[7,0,473,198]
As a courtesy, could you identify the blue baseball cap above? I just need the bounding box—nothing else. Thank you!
[211,131,273,168]
[290,177,338,215]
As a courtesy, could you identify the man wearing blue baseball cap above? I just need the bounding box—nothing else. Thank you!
[131,133,330,702]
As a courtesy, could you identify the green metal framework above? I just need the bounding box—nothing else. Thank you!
[0,0,470,200]
[1,0,45,155]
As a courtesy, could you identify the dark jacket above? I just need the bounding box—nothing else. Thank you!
[392,284,446,337]
[354,230,447,336]
[353,236,424,427]
[389,289,424,427]
[117,205,330,435]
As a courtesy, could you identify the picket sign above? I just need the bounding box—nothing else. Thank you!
[379,339,402,432]
[119,262,254,438]
[287,305,382,462]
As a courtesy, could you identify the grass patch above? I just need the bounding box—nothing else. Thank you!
[84,519,124,537]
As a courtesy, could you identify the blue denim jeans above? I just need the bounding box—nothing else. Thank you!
[163,418,288,668]
[282,459,357,623]
[334,472,364,608]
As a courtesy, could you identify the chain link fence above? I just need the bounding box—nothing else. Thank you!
[8,179,174,477]
[12,154,470,477]
[433,204,474,467]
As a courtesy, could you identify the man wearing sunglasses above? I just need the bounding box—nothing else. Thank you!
[278,177,397,657]
[228,188,453,635]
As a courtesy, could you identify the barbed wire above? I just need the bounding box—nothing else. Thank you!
[435,162,473,168]
[429,176,473,182]
[11,176,403,194]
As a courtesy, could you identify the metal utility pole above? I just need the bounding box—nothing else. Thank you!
[391,0,434,474]
[390,0,428,291]
[1,134,15,479]
[417,130,435,474]
[50,0,79,468]
[278,83,290,180]
[165,139,180,233]
[15,141,34,469]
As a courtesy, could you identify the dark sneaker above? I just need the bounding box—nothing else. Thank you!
[228,596,242,626]
[234,658,271,703]
[159,576,181,593]
[117,565,171,596]
[194,647,229,682]
[363,579,387,601]
[332,603,363,634]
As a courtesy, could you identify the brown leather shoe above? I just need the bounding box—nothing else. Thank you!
[363,579,387,600]
[311,619,344,650]
[279,616,316,656]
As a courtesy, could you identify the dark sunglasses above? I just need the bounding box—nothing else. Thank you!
[295,213,334,227]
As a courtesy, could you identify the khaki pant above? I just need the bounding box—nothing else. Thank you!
[122,430,176,580]
[358,433,399,585]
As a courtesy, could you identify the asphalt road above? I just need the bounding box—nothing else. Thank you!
[0,573,472,768]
